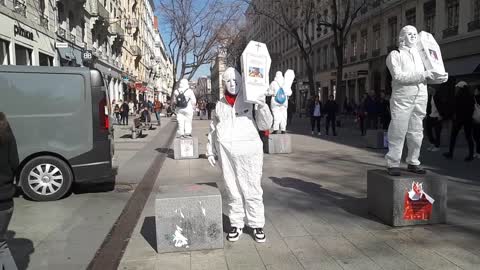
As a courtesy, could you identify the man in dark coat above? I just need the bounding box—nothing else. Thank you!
[324,95,338,136]
[0,112,19,269]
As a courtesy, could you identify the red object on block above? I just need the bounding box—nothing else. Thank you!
[403,192,433,220]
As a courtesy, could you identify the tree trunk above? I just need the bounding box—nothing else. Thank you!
[335,43,345,111]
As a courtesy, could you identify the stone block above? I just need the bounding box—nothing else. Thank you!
[267,134,292,154]
[173,137,199,159]
[366,130,387,149]
[367,169,447,226]
[155,184,223,253]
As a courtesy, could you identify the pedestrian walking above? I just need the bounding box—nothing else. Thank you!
[113,104,121,124]
[364,91,379,130]
[379,92,391,130]
[473,88,480,158]
[425,87,445,152]
[128,100,135,116]
[443,81,476,161]
[324,95,338,136]
[287,99,295,125]
[121,100,129,125]
[154,98,162,126]
[0,112,19,270]
[357,94,367,136]
[309,95,322,135]
[207,102,214,120]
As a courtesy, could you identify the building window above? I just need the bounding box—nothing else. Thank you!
[39,53,53,66]
[0,39,10,65]
[361,30,367,54]
[388,17,397,46]
[405,8,416,26]
[323,45,328,67]
[424,1,436,33]
[317,49,321,71]
[373,24,380,50]
[475,0,480,21]
[38,0,45,14]
[351,34,357,57]
[447,0,459,29]
[15,45,32,65]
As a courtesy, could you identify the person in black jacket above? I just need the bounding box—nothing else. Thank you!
[443,82,476,161]
[473,88,480,157]
[324,95,338,136]
[425,87,445,152]
[121,100,130,125]
[0,112,19,269]
[308,95,322,135]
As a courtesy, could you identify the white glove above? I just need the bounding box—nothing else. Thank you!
[207,155,216,167]
[424,70,434,80]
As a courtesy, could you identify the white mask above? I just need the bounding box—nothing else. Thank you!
[274,71,284,87]
[178,79,189,91]
[399,25,418,48]
[223,67,242,95]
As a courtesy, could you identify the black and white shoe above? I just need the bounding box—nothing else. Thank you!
[227,227,243,242]
[253,228,266,243]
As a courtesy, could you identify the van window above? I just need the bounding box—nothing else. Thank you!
[0,73,85,115]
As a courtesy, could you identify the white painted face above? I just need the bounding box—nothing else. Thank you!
[399,25,418,48]
[223,67,242,95]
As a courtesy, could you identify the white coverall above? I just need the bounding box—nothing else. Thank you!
[174,79,197,136]
[267,71,293,132]
[385,46,430,168]
[206,68,273,229]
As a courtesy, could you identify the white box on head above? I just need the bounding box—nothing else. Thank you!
[241,41,271,104]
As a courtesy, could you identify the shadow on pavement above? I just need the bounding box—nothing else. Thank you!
[155,147,173,159]
[72,168,118,195]
[6,231,34,270]
[270,176,380,222]
[141,216,157,252]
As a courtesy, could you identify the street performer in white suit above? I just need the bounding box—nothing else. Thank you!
[385,25,447,176]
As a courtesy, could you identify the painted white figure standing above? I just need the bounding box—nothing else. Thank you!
[173,79,196,137]
[267,70,294,133]
[206,67,272,243]
[385,25,447,176]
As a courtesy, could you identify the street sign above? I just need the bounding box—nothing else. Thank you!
[55,42,69,48]
[82,50,93,60]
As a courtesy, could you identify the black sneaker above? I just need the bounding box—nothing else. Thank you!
[227,227,243,242]
[407,164,427,174]
[253,228,266,243]
[387,167,401,176]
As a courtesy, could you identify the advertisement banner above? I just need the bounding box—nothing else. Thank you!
[403,181,435,220]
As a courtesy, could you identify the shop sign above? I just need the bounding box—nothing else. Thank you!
[55,42,69,48]
[135,82,143,90]
[14,25,34,41]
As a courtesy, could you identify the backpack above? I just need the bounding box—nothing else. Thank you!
[176,90,189,108]
[274,88,287,104]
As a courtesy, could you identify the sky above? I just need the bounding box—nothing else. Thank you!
[154,0,245,81]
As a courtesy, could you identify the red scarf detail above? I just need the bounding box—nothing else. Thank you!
[224,91,237,106]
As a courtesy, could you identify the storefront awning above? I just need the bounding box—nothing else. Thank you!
[444,54,480,76]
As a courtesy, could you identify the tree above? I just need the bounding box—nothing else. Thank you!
[157,0,243,95]
[243,0,380,102]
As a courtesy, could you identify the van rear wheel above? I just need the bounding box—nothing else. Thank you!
[19,156,73,201]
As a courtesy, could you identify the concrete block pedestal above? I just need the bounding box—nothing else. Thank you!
[365,130,388,149]
[173,137,199,159]
[367,169,447,226]
[155,184,223,253]
[267,134,292,154]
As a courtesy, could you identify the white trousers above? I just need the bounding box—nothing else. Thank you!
[272,107,287,132]
[386,94,428,168]
[218,140,265,229]
[177,110,193,136]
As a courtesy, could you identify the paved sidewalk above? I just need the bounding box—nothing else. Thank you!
[8,117,175,270]
[119,116,480,270]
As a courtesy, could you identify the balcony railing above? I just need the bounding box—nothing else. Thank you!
[468,20,480,32]
[131,45,141,56]
[91,0,109,20]
[443,27,458,38]
[109,22,124,36]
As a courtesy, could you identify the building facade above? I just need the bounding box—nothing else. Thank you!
[247,0,480,112]
[0,0,56,66]
[210,51,226,101]
[1,0,174,108]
